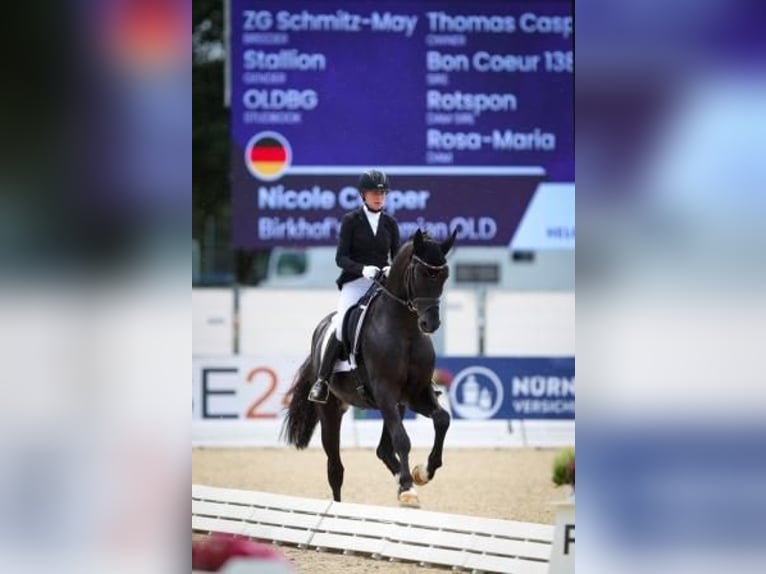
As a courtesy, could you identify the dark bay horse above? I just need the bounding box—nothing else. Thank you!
[283,229,456,507]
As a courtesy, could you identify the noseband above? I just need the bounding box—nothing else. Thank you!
[378,254,447,320]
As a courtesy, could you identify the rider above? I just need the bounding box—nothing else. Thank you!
[308,169,401,403]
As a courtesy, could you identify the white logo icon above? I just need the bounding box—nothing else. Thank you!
[448,366,504,420]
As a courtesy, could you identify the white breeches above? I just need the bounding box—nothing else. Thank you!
[333,277,373,340]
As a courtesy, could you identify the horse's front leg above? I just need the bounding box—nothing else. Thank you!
[318,397,345,502]
[375,404,405,476]
[379,400,419,507]
[409,386,451,485]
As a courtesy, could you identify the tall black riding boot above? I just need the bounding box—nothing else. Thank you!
[308,336,342,404]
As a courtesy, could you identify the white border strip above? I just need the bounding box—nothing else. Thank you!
[285,166,546,176]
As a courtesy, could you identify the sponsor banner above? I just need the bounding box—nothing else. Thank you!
[193,355,574,421]
[437,357,575,420]
[192,356,302,420]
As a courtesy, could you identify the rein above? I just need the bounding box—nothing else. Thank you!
[375,254,447,318]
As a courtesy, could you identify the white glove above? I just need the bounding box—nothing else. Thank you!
[362,265,380,279]
[382,266,391,277]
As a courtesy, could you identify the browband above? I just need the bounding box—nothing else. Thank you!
[411,255,447,270]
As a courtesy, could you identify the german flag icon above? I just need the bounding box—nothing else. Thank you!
[245,132,292,181]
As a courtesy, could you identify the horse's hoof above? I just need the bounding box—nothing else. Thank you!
[398,488,420,508]
[412,464,430,486]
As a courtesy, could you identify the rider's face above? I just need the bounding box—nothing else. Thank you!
[362,189,386,210]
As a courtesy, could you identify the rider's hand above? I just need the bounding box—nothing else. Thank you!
[362,265,380,279]
[382,266,391,277]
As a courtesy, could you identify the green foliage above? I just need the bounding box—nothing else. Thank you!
[192,0,270,283]
[551,448,575,487]
[193,0,224,63]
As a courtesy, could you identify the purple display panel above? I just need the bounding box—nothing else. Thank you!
[231,168,544,247]
[229,0,572,248]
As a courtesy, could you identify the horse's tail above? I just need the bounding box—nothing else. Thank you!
[282,354,319,449]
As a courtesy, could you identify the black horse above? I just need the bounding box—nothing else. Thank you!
[283,229,456,507]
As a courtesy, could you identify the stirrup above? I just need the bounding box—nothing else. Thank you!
[308,380,329,404]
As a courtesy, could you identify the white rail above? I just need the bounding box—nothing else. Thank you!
[192,484,554,573]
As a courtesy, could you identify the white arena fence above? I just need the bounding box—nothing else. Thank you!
[193,288,575,357]
[191,355,574,448]
[193,287,236,356]
[192,288,574,448]
[192,484,554,574]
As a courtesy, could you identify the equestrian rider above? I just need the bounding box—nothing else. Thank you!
[308,169,401,403]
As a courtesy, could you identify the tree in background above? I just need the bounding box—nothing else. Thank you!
[193,0,265,283]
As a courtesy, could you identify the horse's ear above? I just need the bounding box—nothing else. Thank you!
[441,228,457,255]
[413,229,424,253]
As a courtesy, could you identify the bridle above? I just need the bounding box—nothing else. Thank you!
[377,254,447,320]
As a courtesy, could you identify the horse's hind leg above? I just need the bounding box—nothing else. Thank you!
[409,387,450,485]
[375,404,405,476]
[318,397,345,502]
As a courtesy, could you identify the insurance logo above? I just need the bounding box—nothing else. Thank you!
[448,366,504,420]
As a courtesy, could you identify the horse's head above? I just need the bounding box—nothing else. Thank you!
[392,228,456,334]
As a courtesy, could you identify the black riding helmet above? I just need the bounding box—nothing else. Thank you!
[357,169,390,193]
